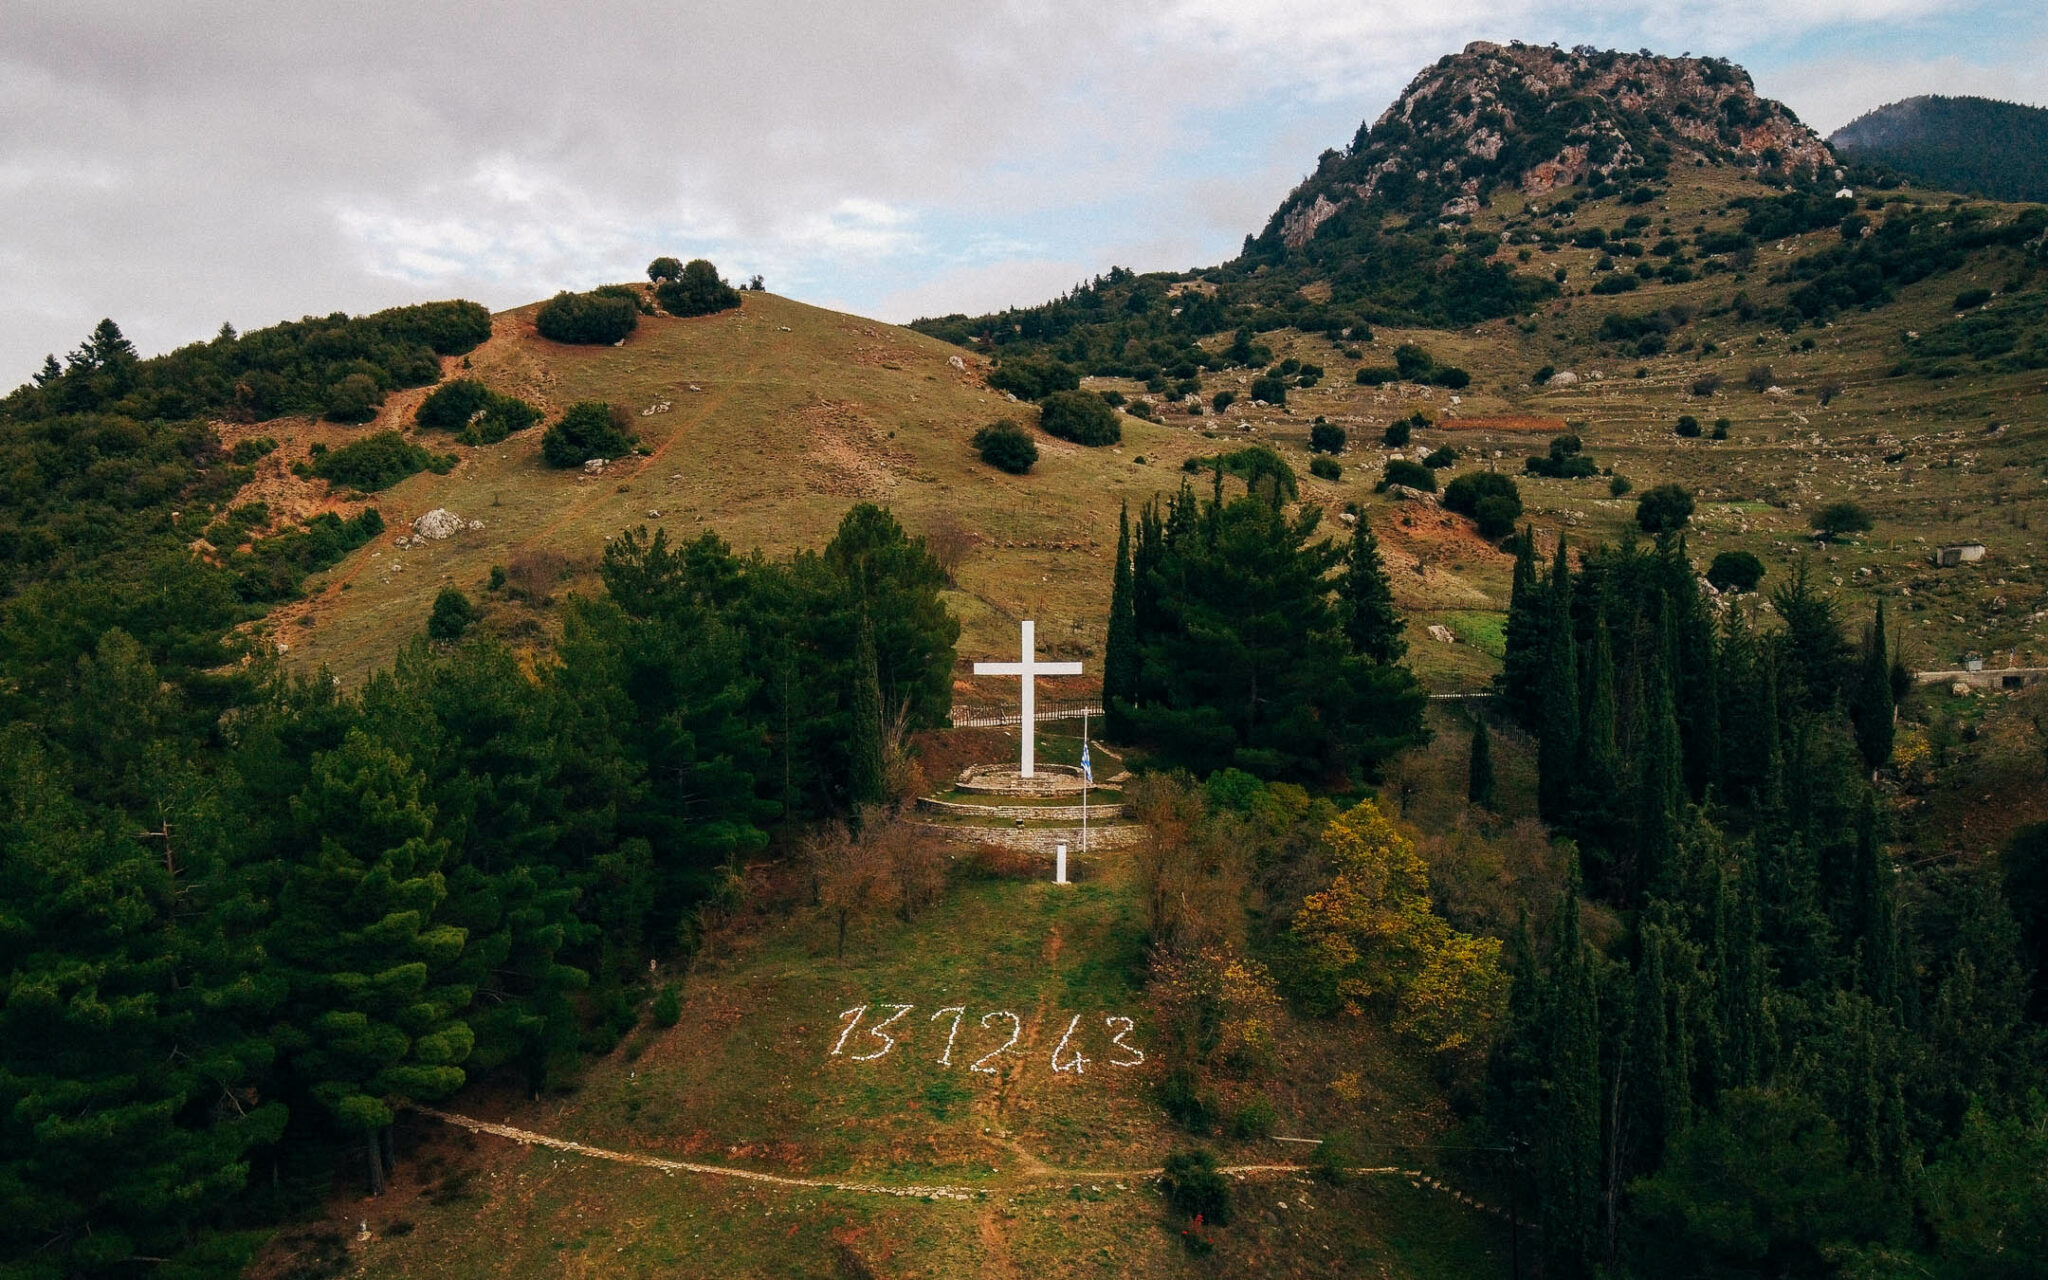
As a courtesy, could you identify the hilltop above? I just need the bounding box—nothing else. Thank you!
[1832,94,2048,203]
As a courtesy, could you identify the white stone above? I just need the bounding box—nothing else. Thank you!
[411,508,469,541]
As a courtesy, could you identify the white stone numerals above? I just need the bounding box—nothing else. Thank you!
[969,1011,1022,1074]
[825,1002,1144,1074]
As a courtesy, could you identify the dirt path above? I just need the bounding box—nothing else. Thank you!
[409,1105,1506,1216]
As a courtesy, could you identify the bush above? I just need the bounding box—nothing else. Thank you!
[1706,550,1766,593]
[427,587,477,640]
[654,259,741,317]
[230,436,277,465]
[1382,420,1411,447]
[415,378,541,444]
[1423,446,1458,468]
[987,359,1079,401]
[1712,418,1731,439]
[1636,483,1696,534]
[1160,1066,1214,1133]
[1444,471,1524,536]
[1036,390,1120,446]
[1432,365,1471,389]
[1309,422,1346,454]
[646,256,683,283]
[1309,456,1342,481]
[1746,363,1775,392]
[312,430,440,491]
[1953,287,1992,310]
[1228,1096,1278,1140]
[1354,365,1401,385]
[1393,343,1434,380]
[1378,459,1435,492]
[323,372,385,423]
[1161,1148,1232,1226]
[1691,371,1724,396]
[1610,474,1633,496]
[536,290,640,345]
[1812,500,1874,540]
[1591,273,1642,294]
[1533,364,1556,384]
[541,401,637,468]
[972,419,1038,473]
[1211,390,1236,411]
[1676,414,1701,437]
[651,985,681,1028]
[1249,374,1287,405]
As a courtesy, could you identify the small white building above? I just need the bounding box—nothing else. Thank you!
[1933,542,1986,567]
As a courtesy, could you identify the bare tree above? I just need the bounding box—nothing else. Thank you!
[922,510,974,587]
[805,817,899,960]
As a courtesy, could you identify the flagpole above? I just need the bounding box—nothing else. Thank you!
[1082,708,1090,855]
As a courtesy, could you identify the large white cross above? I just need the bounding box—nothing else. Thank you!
[972,620,1082,777]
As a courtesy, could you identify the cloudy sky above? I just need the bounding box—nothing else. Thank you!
[2,0,2044,380]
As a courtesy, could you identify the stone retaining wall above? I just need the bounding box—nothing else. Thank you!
[916,822,1147,854]
[917,796,1127,822]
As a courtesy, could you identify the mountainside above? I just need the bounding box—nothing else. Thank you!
[1831,94,2048,203]
[1263,41,1832,247]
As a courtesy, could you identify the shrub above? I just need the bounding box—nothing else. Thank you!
[1161,1149,1232,1225]
[1816,377,1844,406]
[541,401,636,468]
[1126,399,1156,421]
[1309,456,1342,481]
[1525,433,1597,478]
[1423,446,1458,468]
[1382,420,1411,447]
[654,259,741,317]
[230,436,277,465]
[1249,374,1287,405]
[1812,500,1874,540]
[1160,1067,1214,1133]
[1712,418,1731,439]
[1706,550,1766,593]
[1309,422,1346,454]
[972,419,1038,473]
[1211,390,1236,411]
[1591,273,1642,294]
[536,290,639,345]
[1533,364,1556,384]
[427,587,477,640]
[1610,474,1633,496]
[1228,1096,1278,1140]
[987,359,1079,401]
[646,256,683,283]
[1444,471,1523,536]
[416,378,541,444]
[1691,371,1723,396]
[323,372,384,423]
[1953,287,1992,310]
[1432,365,1472,389]
[1676,414,1701,437]
[1636,483,1696,533]
[312,430,440,491]
[1036,390,1120,446]
[1393,343,1434,380]
[1354,365,1401,385]
[1745,363,1775,392]
[651,985,681,1028]
[1377,459,1435,492]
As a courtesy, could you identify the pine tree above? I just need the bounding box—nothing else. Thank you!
[1498,527,1547,731]
[1537,537,1580,826]
[1667,538,1721,800]
[1339,511,1405,663]
[1635,613,1684,901]
[1103,502,1140,737]
[1468,716,1497,810]
[1849,598,1896,774]
[848,610,886,811]
[1574,612,1622,857]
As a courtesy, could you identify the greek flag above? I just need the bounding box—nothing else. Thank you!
[1080,740,1093,785]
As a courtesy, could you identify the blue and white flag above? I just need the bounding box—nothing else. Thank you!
[1080,739,1093,785]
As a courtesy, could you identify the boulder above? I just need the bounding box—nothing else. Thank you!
[411,508,471,541]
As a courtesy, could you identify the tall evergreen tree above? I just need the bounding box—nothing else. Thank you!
[1575,612,1623,859]
[1849,598,1896,774]
[1537,537,1580,826]
[848,610,886,811]
[1635,613,1684,901]
[1540,862,1603,1278]
[1468,715,1498,810]
[1498,527,1547,731]
[1339,511,1405,664]
[1103,502,1140,737]
[1667,538,1721,800]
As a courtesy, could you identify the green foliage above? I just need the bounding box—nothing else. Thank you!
[1813,500,1875,540]
[1382,419,1411,447]
[1833,94,2048,203]
[1160,1148,1232,1225]
[535,290,639,345]
[986,358,1079,401]
[1158,1066,1215,1134]
[1525,433,1599,478]
[1378,458,1434,492]
[1637,482,1696,533]
[1339,512,1404,665]
[415,379,541,445]
[1249,373,1287,404]
[1676,414,1701,437]
[323,372,384,423]
[1308,422,1346,454]
[1228,1096,1277,1139]
[1442,470,1523,537]
[971,419,1038,473]
[1185,446,1297,503]
[646,256,683,283]
[1707,550,1766,593]
[541,401,636,468]
[654,259,742,318]
[427,587,477,640]
[1035,389,1120,446]
[1422,446,1457,468]
[652,986,681,1028]
[1308,455,1341,480]
[312,431,445,492]
[1610,473,1633,496]
[1467,716,1496,808]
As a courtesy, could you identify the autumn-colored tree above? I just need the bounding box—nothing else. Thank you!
[1292,799,1507,1055]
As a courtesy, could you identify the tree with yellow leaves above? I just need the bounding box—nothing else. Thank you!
[1293,799,1507,1055]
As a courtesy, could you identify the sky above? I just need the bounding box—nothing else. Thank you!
[2,0,2045,381]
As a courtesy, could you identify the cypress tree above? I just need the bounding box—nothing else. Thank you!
[1540,861,1602,1278]
[1537,537,1580,827]
[1339,511,1406,664]
[1635,612,1684,901]
[1849,598,1896,774]
[1849,791,1902,1010]
[1709,854,1765,1093]
[1574,613,1622,856]
[1667,537,1721,800]
[1103,502,1140,736]
[848,610,886,811]
[1468,715,1497,809]
[1498,526,1547,731]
